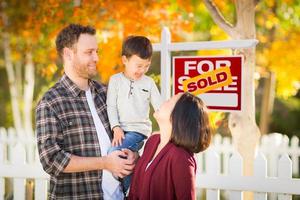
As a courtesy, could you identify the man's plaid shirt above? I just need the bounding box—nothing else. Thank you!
[36,74,112,200]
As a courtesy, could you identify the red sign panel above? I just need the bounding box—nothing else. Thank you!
[173,55,243,111]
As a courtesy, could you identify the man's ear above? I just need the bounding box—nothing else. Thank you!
[63,47,73,61]
[121,55,128,65]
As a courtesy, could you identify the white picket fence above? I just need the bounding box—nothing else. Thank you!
[201,133,300,177]
[197,150,300,199]
[196,132,300,199]
[0,127,49,200]
[1,127,300,199]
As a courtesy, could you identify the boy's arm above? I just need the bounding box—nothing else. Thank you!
[150,79,163,111]
[106,77,120,130]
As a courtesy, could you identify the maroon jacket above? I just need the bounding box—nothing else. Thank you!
[129,134,197,200]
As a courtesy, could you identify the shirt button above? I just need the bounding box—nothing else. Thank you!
[69,121,73,126]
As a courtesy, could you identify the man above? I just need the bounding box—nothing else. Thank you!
[36,24,136,200]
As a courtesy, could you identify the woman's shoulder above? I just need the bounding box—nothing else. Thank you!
[169,144,195,162]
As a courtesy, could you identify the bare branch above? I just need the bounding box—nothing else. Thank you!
[203,0,235,37]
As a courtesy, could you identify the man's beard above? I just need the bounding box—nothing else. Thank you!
[74,62,97,79]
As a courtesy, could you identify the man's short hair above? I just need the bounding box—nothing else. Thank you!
[55,24,96,58]
[170,93,212,153]
[122,36,152,59]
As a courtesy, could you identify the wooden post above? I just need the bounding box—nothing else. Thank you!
[254,152,267,199]
[160,27,171,101]
[278,154,292,200]
[228,152,243,199]
[259,72,276,134]
[12,143,26,200]
[0,132,4,200]
[206,150,220,200]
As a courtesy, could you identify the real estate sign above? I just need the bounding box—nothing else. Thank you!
[173,55,243,111]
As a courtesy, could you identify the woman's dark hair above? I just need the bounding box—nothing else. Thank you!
[170,92,212,153]
[55,24,96,58]
[122,36,152,59]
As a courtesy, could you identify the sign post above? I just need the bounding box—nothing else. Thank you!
[152,27,257,102]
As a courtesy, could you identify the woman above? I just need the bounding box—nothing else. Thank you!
[128,92,212,200]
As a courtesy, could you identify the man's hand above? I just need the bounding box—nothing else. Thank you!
[112,126,125,147]
[104,150,135,178]
[122,149,139,164]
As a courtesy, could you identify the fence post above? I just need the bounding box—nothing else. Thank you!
[7,128,17,162]
[196,152,204,173]
[267,133,283,177]
[12,143,26,200]
[34,149,48,200]
[290,136,299,175]
[212,134,222,154]
[160,27,171,101]
[222,137,232,174]
[0,130,4,200]
[26,134,36,164]
[205,150,220,200]
[0,128,7,163]
[278,154,292,200]
[228,152,243,200]
[254,152,267,200]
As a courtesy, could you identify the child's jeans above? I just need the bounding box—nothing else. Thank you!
[107,131,147,193]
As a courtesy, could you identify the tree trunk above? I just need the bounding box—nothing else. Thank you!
[2,5,35,136]
[23,52,35,135]
[2,33,23,133]
[229,0,260,177]
[204,1,261,199]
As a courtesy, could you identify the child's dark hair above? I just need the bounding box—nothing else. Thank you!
[170,92,212,153]
[55,24,96,58]
[122,36,152,59]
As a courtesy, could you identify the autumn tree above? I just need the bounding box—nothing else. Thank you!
[69,0,193,82]
[0,0,82,135]
[256,0,300,98]
[1,0,40,135]
[0,0,194,134]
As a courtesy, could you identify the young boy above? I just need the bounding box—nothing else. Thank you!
[106,35,162,192]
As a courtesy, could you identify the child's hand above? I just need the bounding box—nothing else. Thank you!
[112,126,125,147]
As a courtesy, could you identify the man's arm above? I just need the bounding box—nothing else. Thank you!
[36,100,72,177]
[36,100,136,177]
[63,150,136,178]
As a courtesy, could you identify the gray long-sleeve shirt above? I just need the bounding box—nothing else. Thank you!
[106,72,162,136]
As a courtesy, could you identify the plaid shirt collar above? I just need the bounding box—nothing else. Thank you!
[60,73,101,97]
